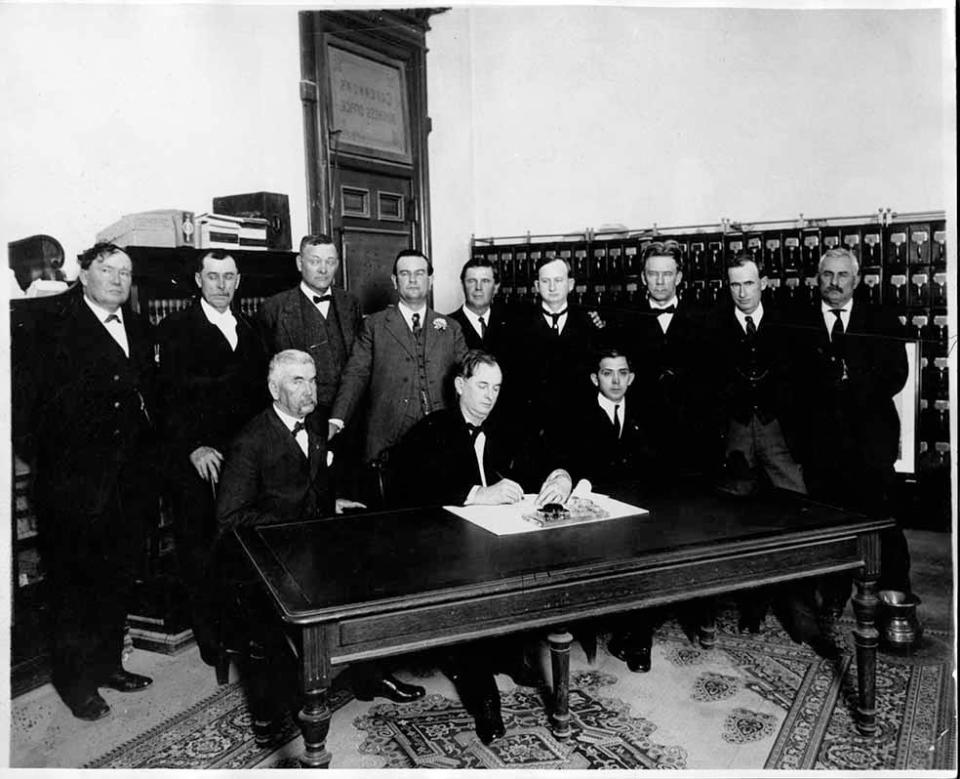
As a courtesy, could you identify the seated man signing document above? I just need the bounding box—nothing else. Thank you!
[389,350,573,745]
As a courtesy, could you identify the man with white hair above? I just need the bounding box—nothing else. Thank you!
[215,350,424,742]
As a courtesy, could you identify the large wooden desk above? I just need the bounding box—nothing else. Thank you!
[236,484,894,768]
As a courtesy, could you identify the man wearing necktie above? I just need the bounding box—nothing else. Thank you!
[504,254,600,448]
[390,351,573,744]
[700,254,832,651]
[257,235,363,422]
[564,347,660,673]
[626,240,708,474]
[32,243,160,720]
[704,254,806,494]
[794,248,914,614]
[329,250,467,499]
[447,258,512,357]
[157,250,268,667]
[215,350,422,737]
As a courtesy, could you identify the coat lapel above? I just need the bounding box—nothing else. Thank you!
[384,306,417,358]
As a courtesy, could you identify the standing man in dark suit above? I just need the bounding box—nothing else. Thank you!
[505,254,599,446]
[328,250,468,487]
[157,249,268,665]
[390,350,572,744]
[703,254,806,493]
[257,234,363,420]
[794,248,912,598]
[215,350,424,736]
[447,257,511,356]
[627,240,707,474]
[33,242,158,720]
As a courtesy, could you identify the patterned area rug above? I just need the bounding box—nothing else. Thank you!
[85,611,956,770]
[83,683,354,769]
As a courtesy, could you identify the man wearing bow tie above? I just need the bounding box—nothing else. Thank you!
[627,240,708,474]
[32,242,160,720]
[328,250,468,493]
[389,350,572,744]
[257,235,363,422]
[505,254,599,446]
[215,350,423,736]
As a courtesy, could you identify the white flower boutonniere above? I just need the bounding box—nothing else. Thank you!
[433,318,448,331]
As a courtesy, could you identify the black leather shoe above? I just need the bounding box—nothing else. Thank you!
[625,646,652,673]
[354,674,425,703]
[474,691,506,745]
[607,633,630,661]
[68,691,111,721]
[101,669,153,692]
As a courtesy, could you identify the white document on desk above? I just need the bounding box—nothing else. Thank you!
[445,493,648,536]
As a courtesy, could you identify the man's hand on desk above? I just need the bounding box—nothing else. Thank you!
[335,498,367,514]
[189,446,223,484]
[471,478,524,505]
[535,469,573,507]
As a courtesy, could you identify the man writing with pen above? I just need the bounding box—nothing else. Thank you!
[389,349,573,745]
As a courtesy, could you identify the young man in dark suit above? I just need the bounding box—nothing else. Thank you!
[32,242,159,720]
[257,234,363,420]
[446,257,512,356]
[793,248,913,606]
[625,240,707,474]
[564,346,660,673]
[328,250,468,475]
[157,250,268,664]
[390,350,572,745]
[215,350,424,737]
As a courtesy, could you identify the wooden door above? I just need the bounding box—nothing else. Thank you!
[299,10,438,314]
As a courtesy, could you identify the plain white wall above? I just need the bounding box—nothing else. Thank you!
[0,4,953,313]
[427,5,953,312]
[0,3,307,280]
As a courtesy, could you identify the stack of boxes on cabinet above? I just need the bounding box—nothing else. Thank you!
[473,210,950,524]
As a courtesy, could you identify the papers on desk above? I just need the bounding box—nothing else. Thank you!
[445,492,648,536]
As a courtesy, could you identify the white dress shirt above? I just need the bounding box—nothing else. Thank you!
[273,404,309,457]
[200,297,238,350]
[597,393,624,438]
[733,302,765,334]
[84,296,129,357]
[460,305,491,340]
[301,281,332,318]
[649,295,679,334]
[463,413,489,504]
[398,300,428,332]
[821,299,853,341]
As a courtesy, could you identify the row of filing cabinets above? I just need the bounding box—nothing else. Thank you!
[474,218,947,311]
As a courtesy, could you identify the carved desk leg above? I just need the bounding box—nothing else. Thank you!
[548,628,574,739]
[852,531,881,736]
[298,624,333,768]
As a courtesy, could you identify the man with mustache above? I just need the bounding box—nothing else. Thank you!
[793,248,914,625]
